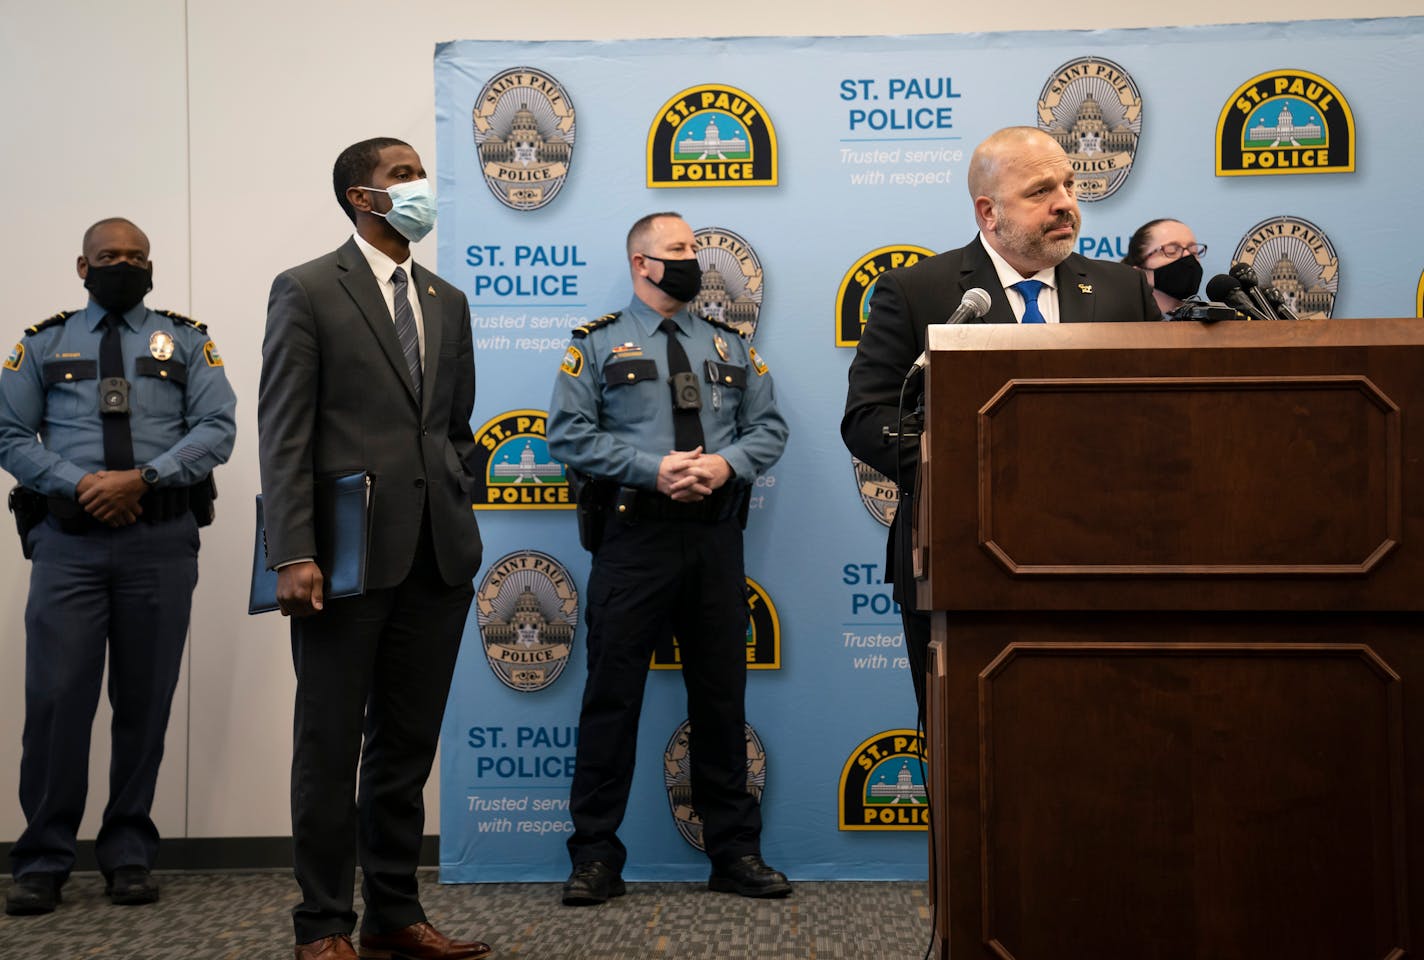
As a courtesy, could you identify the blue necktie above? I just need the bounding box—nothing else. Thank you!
[390,266,422,399]
[1011,279,1047,324]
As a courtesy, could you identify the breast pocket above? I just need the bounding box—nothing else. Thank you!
[602,357,660,427]
[42,359,98,419]
[133,357,187,420]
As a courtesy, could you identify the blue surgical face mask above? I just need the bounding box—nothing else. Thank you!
[363,179,436,242]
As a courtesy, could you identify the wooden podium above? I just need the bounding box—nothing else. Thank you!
[916,318,1422,960]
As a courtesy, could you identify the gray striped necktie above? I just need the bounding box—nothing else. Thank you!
[390,266,422,398]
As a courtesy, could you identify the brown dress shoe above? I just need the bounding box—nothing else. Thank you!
[295,934,357,960]
[358,921,493,960]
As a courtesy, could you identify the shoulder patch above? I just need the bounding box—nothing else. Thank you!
[4,342,24,371]
[560,344,584,378]
[25,310,76,337]
[748,346,770,376]
[570,311,621,340]
[700,313,748,339]
[157,308,208,333]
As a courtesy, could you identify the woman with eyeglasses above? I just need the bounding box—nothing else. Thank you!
[1121,219,1208,318]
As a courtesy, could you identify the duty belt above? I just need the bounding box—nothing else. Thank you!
[595,483,746,523]
[47,483,198,533]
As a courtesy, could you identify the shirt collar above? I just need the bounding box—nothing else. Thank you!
[84,298,148,332]
[625,294,691,338]
[978,231,1057,291]
[352,232,413,284]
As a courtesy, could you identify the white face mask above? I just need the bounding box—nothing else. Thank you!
[362,179,437,242]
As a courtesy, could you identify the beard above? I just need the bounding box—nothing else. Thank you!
[994,208,1080,270]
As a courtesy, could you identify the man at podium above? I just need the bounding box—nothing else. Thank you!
[841,125,1160,715]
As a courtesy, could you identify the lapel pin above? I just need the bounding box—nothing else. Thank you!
[427,285,436,296]
[1078,283,1093,294]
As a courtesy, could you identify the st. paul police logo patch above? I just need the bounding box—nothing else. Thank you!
[1216,70,1354,177]
[647,84,778,188]
[1231,216,1339,319]
[836,245,936,347]
[473,67,576,210]
[1038,56,1142,202]
[839,729,928,831]
[651,576,780,671]
[664,720,767,851]
[691,226,763,339]
[470,409,572,510]
[476,550,578,692]
[852,457,897,528]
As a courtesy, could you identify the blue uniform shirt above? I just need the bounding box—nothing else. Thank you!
[0,298,238,497]
[548,295,788,489]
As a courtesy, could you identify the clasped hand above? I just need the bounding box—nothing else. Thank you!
[656,446,732,502]
[76,469,146,527]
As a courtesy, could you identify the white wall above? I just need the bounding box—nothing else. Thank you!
[1,0,1415,850]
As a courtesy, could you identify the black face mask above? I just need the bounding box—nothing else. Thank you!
[647,256,703,303]
[84,261,153,314]
[1152,255,1202,301]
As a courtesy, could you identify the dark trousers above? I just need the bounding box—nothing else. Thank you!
[289,518,473,944]
[891,499,932,723]
[567,516,761,872]
[11,514,198,880]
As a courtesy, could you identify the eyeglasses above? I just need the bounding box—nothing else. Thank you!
[1145,242,1207,260]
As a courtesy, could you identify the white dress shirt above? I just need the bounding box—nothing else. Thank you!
[352,232,426,365]
[978,231,1061,324]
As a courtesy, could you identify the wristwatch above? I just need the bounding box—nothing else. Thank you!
[139,464,160,486]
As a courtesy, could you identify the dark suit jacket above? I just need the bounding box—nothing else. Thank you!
[841,234,1160,593]
[258,237,483,590]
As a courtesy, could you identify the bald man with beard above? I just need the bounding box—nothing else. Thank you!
[842,126,1161,717]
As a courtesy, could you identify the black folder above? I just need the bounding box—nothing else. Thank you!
[248,471,374,615]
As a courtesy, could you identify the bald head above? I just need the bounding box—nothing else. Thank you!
[82,218,148,260]
[968,127,1081,276]
[966,127,1065,204]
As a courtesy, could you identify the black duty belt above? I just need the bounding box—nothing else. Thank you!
[593,482,745,523]
[47,483,198,533]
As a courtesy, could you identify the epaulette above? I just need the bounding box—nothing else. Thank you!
[156,308,207,333]
[24,310,77,337]
[570,311,621,340]
[700,313,748,339]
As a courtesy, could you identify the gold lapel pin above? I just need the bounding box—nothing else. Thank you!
[1078,283,1093,294]
[427,285,436,296]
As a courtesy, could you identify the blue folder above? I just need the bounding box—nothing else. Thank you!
[248,471,374,615]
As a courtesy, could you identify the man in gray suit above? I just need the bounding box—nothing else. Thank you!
[843,126,1160,718]
[258,137,489,960]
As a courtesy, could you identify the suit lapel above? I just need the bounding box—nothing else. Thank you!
[1055,256,1096,324]
[413,263,443,411]
[959,237,1017,324]
[336,238,420,406]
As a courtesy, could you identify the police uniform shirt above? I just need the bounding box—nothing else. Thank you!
[547,296,788,489]
[978,230,1061,324]
[0,299,238,497]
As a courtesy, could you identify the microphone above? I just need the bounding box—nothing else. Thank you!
[910,287,992,372]
[1262,286,1299,321]
[1205,274,1271,321]
[1230,262,1280,320]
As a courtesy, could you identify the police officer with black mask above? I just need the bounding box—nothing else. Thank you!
[548,211,789,906]
[0,218,236,915]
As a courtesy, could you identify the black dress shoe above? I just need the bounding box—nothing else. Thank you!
[708,854,792,898]
[561,860,625,906]
[5,872,63,915]
[105,865,160,905]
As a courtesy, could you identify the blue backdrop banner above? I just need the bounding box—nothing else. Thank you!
[436,18,1424,882]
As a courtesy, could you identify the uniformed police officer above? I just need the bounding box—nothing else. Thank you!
[548,211,790,906]
[0,218,237,915]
